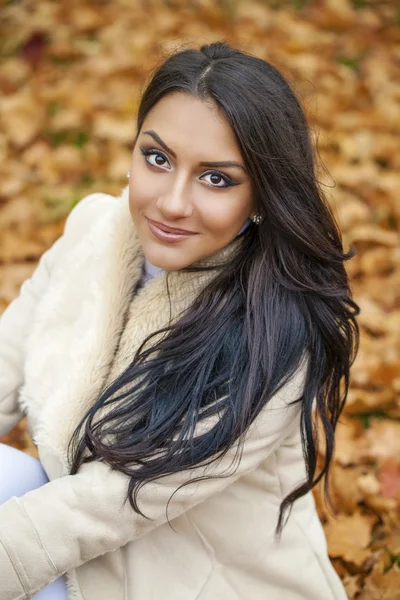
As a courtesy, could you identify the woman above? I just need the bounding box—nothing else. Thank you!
[0,41,358,599]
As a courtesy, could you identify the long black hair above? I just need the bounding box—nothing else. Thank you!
[68,41,360,537]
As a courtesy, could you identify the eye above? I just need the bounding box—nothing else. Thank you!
[200,171,234,189]
[140,148,170,170]
[140,148,236,188]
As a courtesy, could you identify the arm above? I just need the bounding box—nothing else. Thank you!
[0,356,308,599]
[0,193,114,438]
[0,237,67,437]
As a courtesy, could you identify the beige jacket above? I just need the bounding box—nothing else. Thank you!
[0,186,347,600]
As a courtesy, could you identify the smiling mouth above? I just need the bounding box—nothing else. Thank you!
[146,218,198,244]
[147,219,197,235]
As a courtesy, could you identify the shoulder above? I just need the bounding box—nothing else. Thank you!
[64,192,118,236]
[57,188,132,254]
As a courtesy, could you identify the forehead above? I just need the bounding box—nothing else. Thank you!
[141,92,242,159]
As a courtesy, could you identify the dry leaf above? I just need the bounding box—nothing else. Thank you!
[378,458,400,501]
[323,512,376,567]
[0,1,399,595]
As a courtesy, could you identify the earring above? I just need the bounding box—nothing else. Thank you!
[126,170,130,179]
[252,213,263,225]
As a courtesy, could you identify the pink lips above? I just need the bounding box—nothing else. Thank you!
[147,218,197,243]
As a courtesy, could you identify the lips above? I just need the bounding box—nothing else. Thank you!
[146,218,197,244]
[148,219,196,235]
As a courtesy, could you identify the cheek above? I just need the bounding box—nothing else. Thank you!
[129,187,147,215]
[128,162,153,215]
[197,196,251,233]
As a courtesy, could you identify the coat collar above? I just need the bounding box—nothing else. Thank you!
[22,185,242,473]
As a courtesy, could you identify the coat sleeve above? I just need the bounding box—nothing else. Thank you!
[0,356,309,600]
[0,193,114,439]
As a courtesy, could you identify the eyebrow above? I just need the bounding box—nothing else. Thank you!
[142,130,246,172]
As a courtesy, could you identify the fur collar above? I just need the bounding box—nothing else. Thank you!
[19,185,242,473]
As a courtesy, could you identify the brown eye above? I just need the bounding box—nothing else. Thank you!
[200,171,234,189]
[140,148,171,170]
[155,154,166,166]
[210,174,222,184]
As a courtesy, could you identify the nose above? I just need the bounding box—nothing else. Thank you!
[156,175,193,219]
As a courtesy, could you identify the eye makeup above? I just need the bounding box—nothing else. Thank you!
[139,147,241,189]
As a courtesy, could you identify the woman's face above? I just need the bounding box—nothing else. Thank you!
[128,92,255,270]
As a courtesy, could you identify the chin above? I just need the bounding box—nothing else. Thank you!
[142,245,190,271]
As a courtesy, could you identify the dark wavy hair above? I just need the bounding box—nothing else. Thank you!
[68,41,360,538]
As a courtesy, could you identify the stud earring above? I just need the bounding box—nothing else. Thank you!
[252,213,263,225]
[126,170,130,179]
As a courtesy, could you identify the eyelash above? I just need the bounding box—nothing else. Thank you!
[139,148,237,189]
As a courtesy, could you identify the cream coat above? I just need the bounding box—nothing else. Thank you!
[0,186,348,600]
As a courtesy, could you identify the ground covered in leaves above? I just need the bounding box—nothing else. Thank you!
[0,1,399,598]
